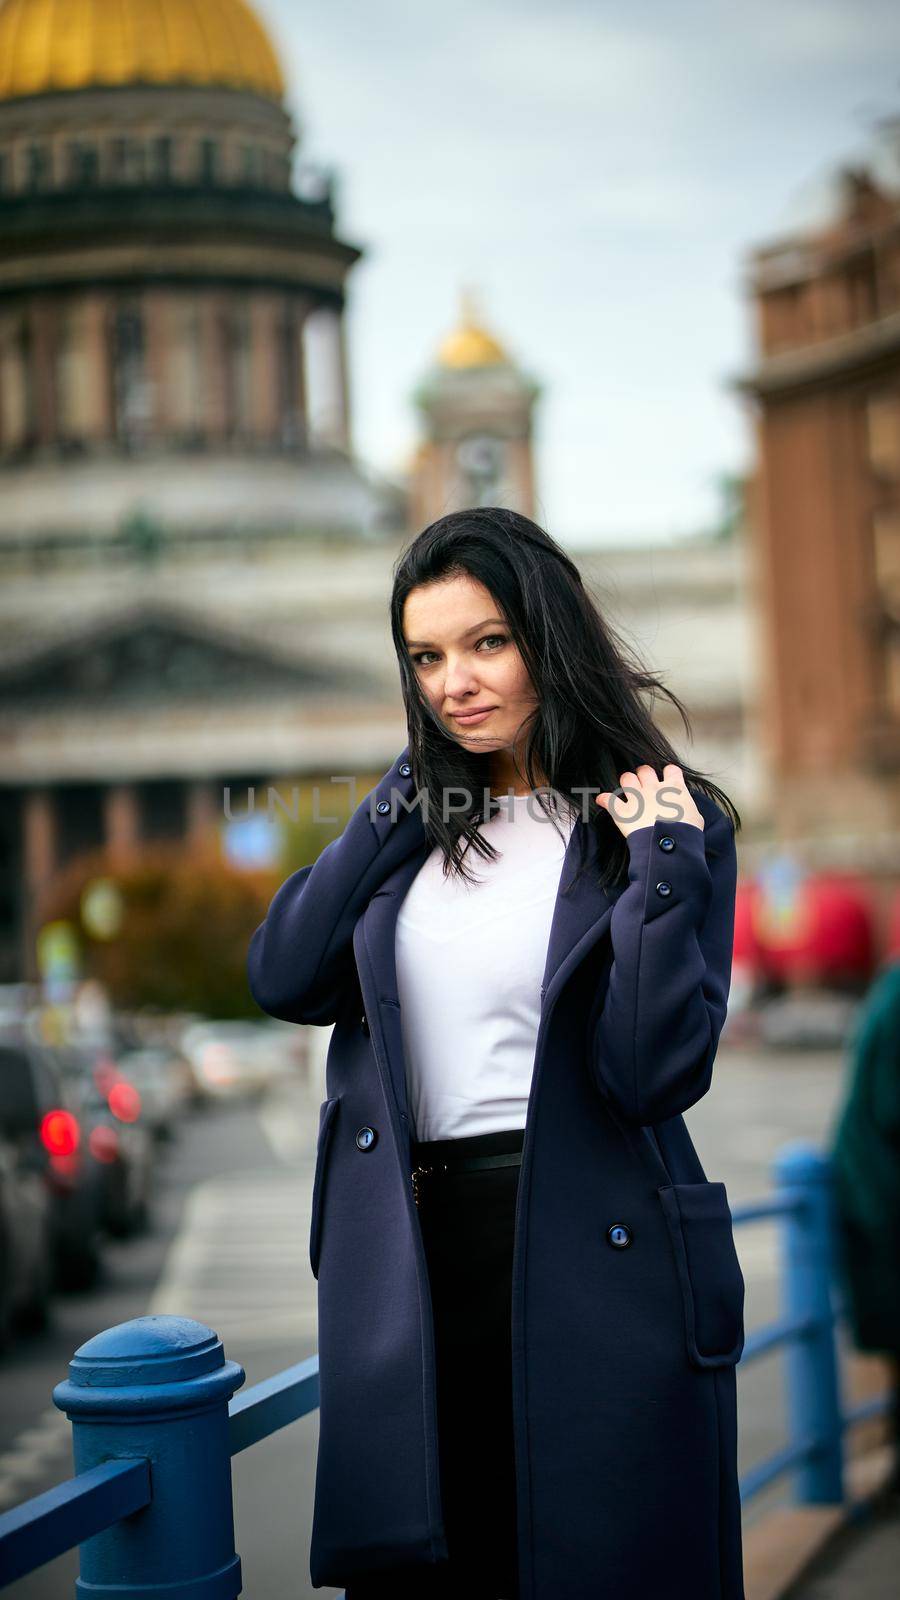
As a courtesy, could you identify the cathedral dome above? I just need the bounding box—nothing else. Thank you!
[0,0,285,103]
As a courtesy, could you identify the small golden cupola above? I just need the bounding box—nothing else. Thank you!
[435,287,510,370]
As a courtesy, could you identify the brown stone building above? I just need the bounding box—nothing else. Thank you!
[738,154,900,866]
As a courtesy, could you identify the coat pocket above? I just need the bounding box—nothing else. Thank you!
[657,1181,746,1368]
[309,1097,340,1280]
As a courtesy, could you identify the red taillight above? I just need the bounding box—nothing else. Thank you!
[40,1109,80,1157]
[89,1124,120,1163]
[108,1080,141,1123]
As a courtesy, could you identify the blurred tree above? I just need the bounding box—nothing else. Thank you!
[43,842,276,1018]
[41,768,386,1016]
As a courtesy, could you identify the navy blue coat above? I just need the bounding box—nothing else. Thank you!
[247,747,745,1599]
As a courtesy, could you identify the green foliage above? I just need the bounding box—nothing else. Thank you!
[41,768,384,1017]
[43,842,277,1018]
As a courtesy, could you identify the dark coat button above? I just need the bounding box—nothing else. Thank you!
[607,1224,632,1248]
[658,835,675,851]
[376,799,391,814]
[356,1126,377,1151]
[360,1013,369,1035]
[399,763,411,777]
[655,881,672,897]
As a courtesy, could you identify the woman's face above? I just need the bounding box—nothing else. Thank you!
[402,574,539,757]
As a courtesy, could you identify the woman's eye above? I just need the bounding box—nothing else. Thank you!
[411,634,507,667]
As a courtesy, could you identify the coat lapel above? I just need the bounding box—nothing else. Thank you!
[354,755,624,1127]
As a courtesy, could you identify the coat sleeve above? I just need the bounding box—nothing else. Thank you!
[246,784,385,1026]
[588,798,737,1126]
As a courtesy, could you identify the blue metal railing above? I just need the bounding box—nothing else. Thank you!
[0,1140,892,1593]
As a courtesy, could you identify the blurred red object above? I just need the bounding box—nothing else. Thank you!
[752,870,875,985]
[733,880,764,969]
[885,888,900,959]
[107,1079,141,1123]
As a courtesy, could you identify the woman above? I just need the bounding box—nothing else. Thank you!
[247,506,745,1600]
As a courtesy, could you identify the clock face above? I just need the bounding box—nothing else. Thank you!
[456,434,503,479]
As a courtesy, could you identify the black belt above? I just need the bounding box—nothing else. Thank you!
[410,1130,524,1206]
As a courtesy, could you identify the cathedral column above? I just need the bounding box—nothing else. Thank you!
[28,295,57,447]
[200,289,229,442]
[334,308,351,449]
[21,787,58,979]
[81,292,113,441]
[250,290,280,441]
[104,784,141,866]
[143,287,170,436]
[186,780,220,849]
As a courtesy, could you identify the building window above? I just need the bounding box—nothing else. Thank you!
[67,141,99,187]
[112,303,150,446]
[873,509,900,621]
[224,304,252,435]
[152,135,173,184]
[138,781,187,841]
[109,138,145,184]
[199,138,218,185]
[866,391,900,480]
[0,314,35,452]
[278,306,303,448]
[25,143,51,191]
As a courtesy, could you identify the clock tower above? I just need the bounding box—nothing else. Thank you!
[409,288,541,527]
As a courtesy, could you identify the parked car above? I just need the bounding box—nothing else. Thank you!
[0,1034,105,1290]
[114,1046,194,1142]
[178,1020,300,1101]
[54,1044,156,1239]
[0,1121,53,1351]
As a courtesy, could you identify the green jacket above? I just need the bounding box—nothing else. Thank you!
[828,961,900,1355]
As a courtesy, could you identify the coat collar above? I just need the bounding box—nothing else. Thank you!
[357,748,623,1056]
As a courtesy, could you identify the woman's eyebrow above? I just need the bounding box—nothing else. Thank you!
[405,617,506,648]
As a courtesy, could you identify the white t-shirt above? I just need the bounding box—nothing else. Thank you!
[394,790,578,1142]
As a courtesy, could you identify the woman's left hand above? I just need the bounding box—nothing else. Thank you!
[595,762,705,839]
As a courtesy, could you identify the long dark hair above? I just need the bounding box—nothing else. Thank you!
[389,506,741,894]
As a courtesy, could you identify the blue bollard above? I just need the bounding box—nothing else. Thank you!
[53,1315,245,1598]
[775,1141,844,1504]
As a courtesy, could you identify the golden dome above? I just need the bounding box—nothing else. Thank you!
[0,0,285,102]
[436,287,510,369]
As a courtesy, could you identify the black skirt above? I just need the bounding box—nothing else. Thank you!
[344,1126,524,1600]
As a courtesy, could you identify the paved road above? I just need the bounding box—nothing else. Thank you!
[0,1032,878,1594]
[784,1491,900,1598]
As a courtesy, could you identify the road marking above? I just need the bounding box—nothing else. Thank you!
[147,1170,319,1349]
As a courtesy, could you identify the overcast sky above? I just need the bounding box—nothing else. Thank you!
[263,0,900,546]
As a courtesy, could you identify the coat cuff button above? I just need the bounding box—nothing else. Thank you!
[658,835,675,851]
[655,881,672,897]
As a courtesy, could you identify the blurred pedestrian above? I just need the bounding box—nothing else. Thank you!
[829,959,900,1494]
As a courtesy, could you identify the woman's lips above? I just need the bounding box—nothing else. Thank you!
[452,708,496,725]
